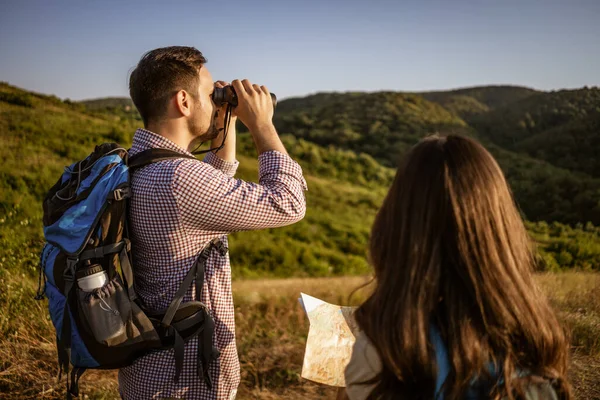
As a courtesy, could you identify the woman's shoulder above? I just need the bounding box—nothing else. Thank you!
[344,332,382,400]
[344,329,449,399]
[500,380,560,400]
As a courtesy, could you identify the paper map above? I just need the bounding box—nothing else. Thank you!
[298,293,359,387]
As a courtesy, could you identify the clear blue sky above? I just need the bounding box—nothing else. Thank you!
[1,0,598,101]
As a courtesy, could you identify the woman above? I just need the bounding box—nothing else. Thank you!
[342,135,571,399]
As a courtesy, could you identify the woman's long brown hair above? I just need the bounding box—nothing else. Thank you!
[354,134,571,399]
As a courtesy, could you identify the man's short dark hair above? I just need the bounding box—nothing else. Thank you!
[129,46,207,126]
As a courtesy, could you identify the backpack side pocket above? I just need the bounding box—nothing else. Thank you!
[77,277,130,347]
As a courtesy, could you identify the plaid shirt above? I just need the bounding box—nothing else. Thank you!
[118,128,307,399]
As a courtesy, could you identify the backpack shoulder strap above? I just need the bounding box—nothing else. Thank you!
[128,148,197,171]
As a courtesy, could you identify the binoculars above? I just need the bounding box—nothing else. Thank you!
[212,86,277,108]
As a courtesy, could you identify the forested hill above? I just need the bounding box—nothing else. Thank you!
[35,82,600,226]
[420,85,540,119]
[273,91,468,166]
[0,82,599,275]
[269,86,600,226]
[467,87,600,178]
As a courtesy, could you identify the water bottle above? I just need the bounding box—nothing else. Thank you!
[76,261,127,345]
[77,263,108,291]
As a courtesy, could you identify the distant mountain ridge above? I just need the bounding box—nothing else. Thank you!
[75,84,540,115]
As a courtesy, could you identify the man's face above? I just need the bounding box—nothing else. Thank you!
[187,66,219,142]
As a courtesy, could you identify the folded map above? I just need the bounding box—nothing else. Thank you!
[298,293,359,387]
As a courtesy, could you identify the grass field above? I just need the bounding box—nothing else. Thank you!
[0,273,599,399]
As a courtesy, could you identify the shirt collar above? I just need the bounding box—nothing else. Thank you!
[130,128,195,157]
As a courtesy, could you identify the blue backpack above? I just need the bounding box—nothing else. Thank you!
[35,143,225,399]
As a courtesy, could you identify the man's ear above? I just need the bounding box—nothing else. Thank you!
[174,90,192,117]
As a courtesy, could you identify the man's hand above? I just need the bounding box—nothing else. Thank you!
[231,79,286,155]
[231,79,275,134]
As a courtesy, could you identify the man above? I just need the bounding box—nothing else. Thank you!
[118,46,307,399]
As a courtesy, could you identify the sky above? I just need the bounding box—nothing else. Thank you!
[1,0,599,101]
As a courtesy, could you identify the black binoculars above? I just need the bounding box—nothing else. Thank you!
[212,86,277,108]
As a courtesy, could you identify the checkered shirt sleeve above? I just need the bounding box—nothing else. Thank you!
[174,150,307,235]
[202,152,239,178]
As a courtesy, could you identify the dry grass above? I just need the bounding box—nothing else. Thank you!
[0,273,599,399]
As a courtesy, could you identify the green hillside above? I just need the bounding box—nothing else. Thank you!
[0,82,598,284]
[8,83,600,226]
[273,91,468,166]
[468,87,600,178]
[421,85,539,116]
[270,87,600,226]
[486,144,600,225]
[517,111,600,178]
[419,93,491,119]
[0,82,389,282]
[80,97,134,110]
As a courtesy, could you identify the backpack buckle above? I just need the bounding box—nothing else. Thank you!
[63,257,79,282]
[110,187,130,201]
[214,240,228,257]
